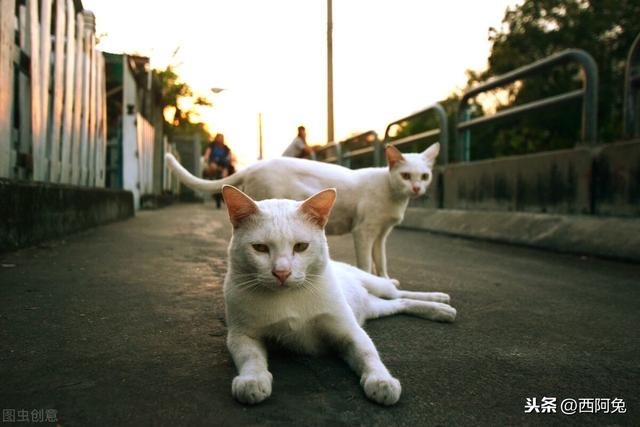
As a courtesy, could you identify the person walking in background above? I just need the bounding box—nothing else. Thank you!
[282,125,313,158]
[203,133,233,178]
[203,133,234,208]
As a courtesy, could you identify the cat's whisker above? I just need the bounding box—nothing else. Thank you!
[234,277,259,285]
[232,273,261,279]
[230,278,262,293]
[299,279,321,298]
[236,283,260,291]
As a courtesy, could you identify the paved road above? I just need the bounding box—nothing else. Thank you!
[1,203,638,426]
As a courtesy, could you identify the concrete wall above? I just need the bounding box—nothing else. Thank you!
[401,207,640,263]
[122,58,140,208]
[173,133,204,201]
[0,179,134,252]
[592,140,640,216]
[442,147,592,214]
[411,140,640,217]
[399,141,640,261]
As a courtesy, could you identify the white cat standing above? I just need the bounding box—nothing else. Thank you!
[166,143,440,278]
[221,185,456,405]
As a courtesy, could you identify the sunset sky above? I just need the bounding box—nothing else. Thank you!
[83,0,520,165]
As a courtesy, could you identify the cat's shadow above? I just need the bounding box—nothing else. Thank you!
[264,344,387,408]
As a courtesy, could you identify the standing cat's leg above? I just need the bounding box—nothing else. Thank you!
[365,295,456,323]
[227,332,272,404]
[353,227,375,274]
[359,270,451,303]
[372,226,392,278]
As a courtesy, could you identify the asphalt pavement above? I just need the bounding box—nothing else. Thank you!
[1,202,638,426]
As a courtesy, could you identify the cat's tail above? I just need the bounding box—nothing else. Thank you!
[165,153,243,193]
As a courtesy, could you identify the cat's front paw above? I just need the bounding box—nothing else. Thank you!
[232,371,273,405]
[429,292,450,304]
[361,374,401,406]
[432,303,457,322]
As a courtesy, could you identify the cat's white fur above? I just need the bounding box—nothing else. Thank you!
[166,143,440,278]
[221,185,456,406]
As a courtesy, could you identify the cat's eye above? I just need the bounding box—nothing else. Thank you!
[421,173,429,180]
[293,242,309,253]
[252,244,269,253]
[400,173,411,180]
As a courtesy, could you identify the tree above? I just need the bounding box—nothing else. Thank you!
[468,0,640,159]
[396,0,640,161]
[153,65,212,141]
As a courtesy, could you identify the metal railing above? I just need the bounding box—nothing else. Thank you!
[383,103,449,165]
[623,32,640,139]
[314,103,448,168]
[340,131,380,167]
[312,141,341,164]
[456,49,599,162]
[313,131,379,167]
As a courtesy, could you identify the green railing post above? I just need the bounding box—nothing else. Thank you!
[383,103,449,165]
[623,32,640,138]
[318,105,448,169]
[463,110,471,162]
[373,138,382,167]
[335,143,343,166]
[456,49,599,161]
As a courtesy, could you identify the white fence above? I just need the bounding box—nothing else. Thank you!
[0,0,107,186]
[136,113,154,196]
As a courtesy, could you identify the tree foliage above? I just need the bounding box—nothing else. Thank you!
[397,0,640,161]
[153,65,212,140]
[473,0,640,159]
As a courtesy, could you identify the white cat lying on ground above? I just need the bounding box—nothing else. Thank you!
[166,143,440,278]
[221,185,456,405]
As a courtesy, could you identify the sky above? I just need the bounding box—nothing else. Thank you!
[84,0,520,166]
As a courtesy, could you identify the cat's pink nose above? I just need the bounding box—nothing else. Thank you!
[272,269,291,285]
[412,186,420,193]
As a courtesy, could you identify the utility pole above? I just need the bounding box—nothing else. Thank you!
[258,112,263,160]
[327,0,334,143]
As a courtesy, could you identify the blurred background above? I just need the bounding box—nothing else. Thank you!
[84,0,521,165]
[1,0,638,210]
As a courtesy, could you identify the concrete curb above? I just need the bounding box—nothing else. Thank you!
[0,179,134,252]
[399,207,640,263]
[140,193,179,209]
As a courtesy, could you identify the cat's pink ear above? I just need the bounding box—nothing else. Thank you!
[385,144,405,169]
[299,188,337,228]
[222,185,259,228]
[421,142,440,164]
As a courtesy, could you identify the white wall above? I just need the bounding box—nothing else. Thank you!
[122,56,140,208]
[121,55,156,210]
